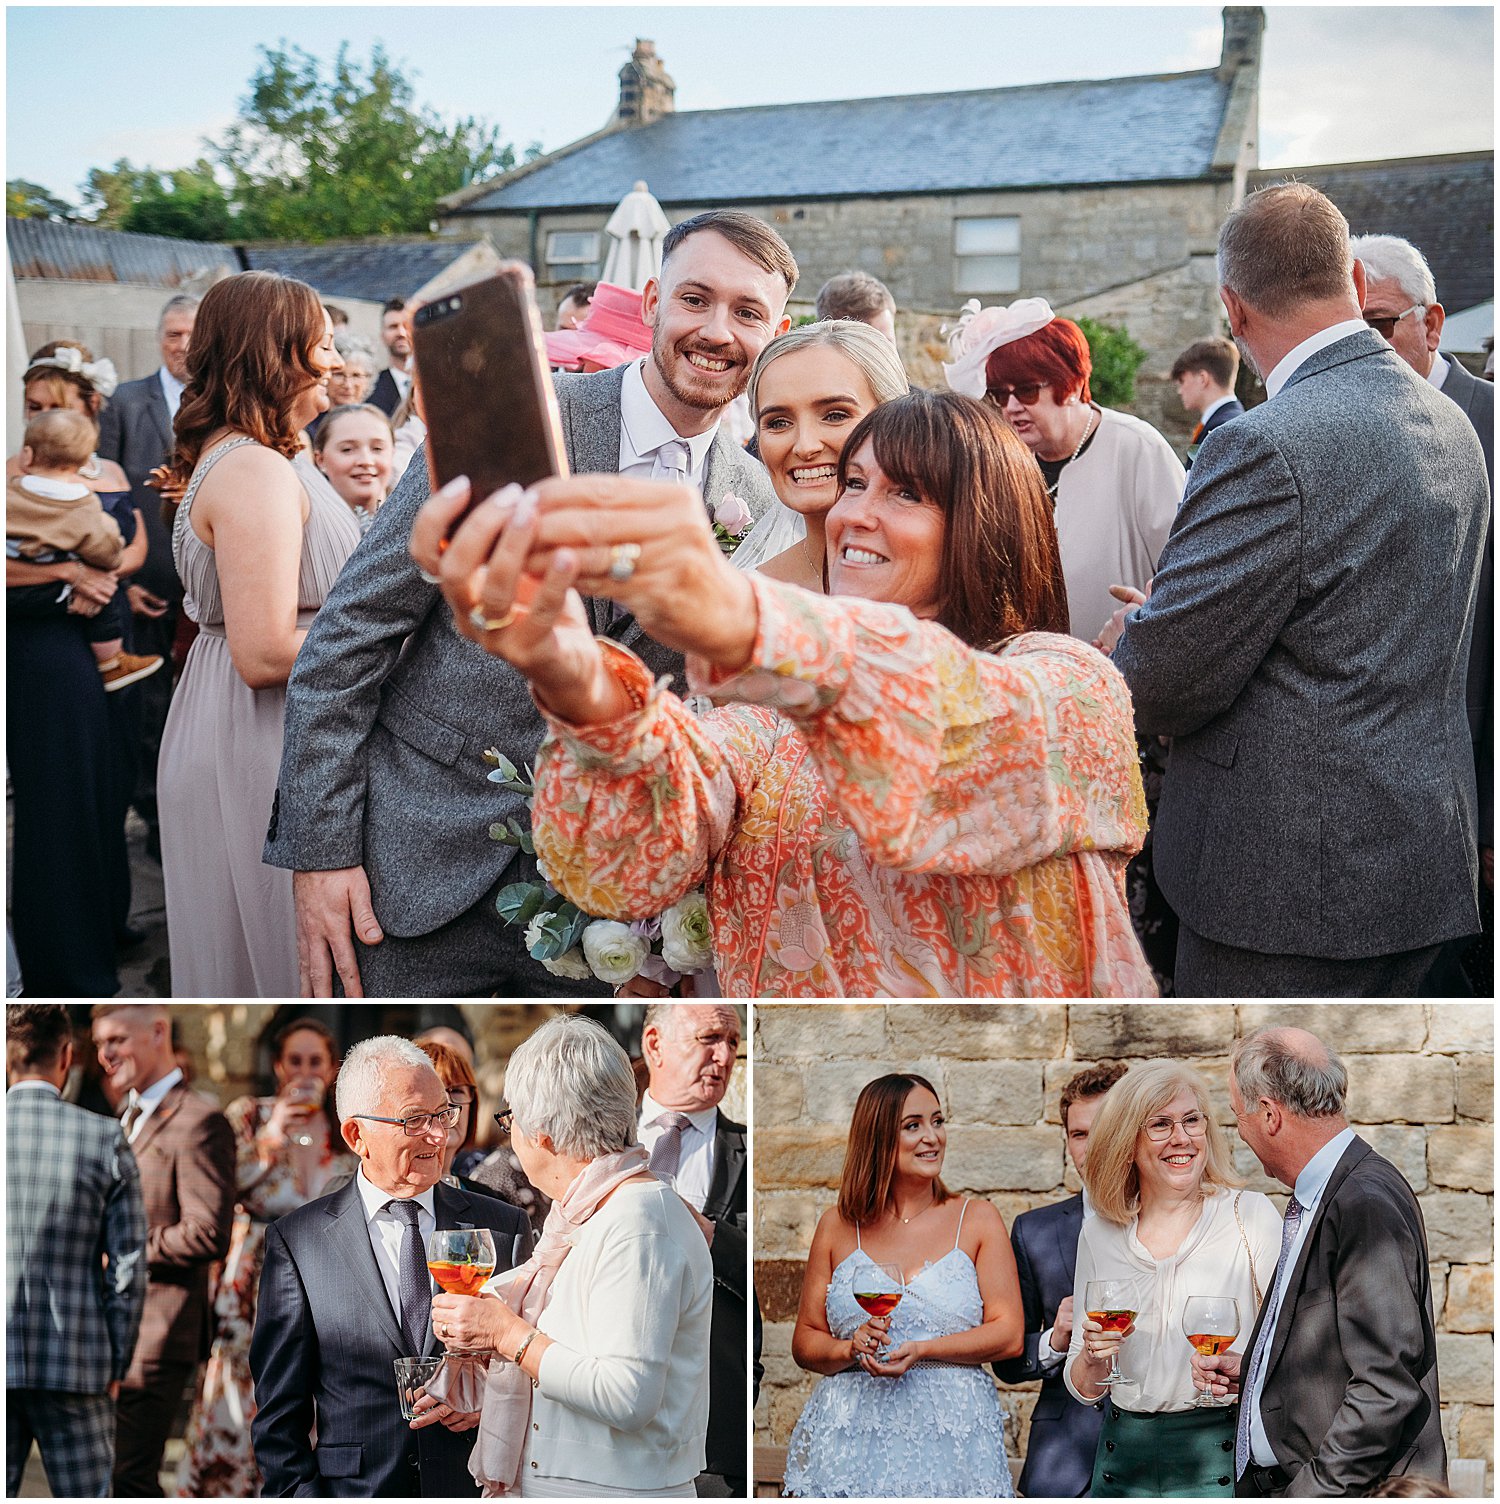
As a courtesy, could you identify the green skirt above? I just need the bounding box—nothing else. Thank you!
[1090,1401,1238,1497]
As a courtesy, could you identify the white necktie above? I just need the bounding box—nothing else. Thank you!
[652,438,691,487]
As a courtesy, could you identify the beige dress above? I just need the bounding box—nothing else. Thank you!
[159,436,361,997]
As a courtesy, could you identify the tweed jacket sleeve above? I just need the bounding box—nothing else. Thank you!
[146,1102,235,1270]
[103,1133,149,1381]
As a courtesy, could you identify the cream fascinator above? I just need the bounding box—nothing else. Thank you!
[27,347,119,400]
[940,297,1056,398]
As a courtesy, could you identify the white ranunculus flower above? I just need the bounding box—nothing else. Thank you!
[660,891,713,973]
[523,911,550,954]
[581,920,649,985]
[539,946,592,981]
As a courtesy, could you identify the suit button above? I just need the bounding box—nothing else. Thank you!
[1218,1478,1231,1488]
[1222,1439,1233,1451]
[1106,1441,1115,1452]
[1103,1473,1114,1484]
[530,1461,538,1469]
[532,1423,538,1431]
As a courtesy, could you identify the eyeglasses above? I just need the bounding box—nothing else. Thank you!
[1142,1111,1209,1141]
[351,1105,461,1136]
[986,382,1046,407]
[1363,304,1425,339]
[492,1108,513,1136]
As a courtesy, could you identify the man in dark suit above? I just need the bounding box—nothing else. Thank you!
[265,209,795,997]
[993,1062,1125,1497]
[1170,335,1245,467]
[7,1005,147,1498]
[96,294,199,858]
[368,299,414,417]
[1194,1027,1445,1496]
[1109,184,1488,995]
[639,1004,747,1497]
[1349,232,1494,995]
[251,1036,531,1498]
[90,1004,234,1496]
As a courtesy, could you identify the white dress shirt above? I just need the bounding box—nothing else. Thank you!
[637,1092,718,1212]
[124,1066,183,1142]
[354,1167,437,1325]
[1426,353,1450,391]
[1264,319,1369,399]
[616,361,718,486]
[1245,1127,1357,1466]
[1064,1186,1283,1412]
[158,367,186,421]
[388,365,413,402]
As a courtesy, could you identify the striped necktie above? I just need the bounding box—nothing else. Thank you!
[389,1199,432,1357]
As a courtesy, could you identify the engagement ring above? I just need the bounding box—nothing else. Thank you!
[609,542,641,582]
[469,606,518,633]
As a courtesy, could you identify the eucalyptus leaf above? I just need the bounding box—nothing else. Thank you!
[495,882,550,925]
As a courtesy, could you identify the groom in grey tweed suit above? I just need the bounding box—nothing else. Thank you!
[1112,183,1488,996]
[265,210,795,996]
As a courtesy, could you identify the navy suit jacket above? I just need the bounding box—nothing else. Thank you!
[95,370,179,603]
[1203,397,1245,433]
[702,1112,748,1480]
[367,368,405,418]
[992,1193,1101,1497]
[250,1177,531,1498]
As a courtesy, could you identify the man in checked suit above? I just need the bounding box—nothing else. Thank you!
[638,1004,748,1497]
[993,1062,1124,1497]
[7,1004,147,1498]
[90,1003,235,1495]
[251,1036,532,1497]
[265,209,793,996]
[1109,183,1488,995]
[1193,1027,1445,1496]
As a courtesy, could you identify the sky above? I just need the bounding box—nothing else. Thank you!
[6,4,1494,208]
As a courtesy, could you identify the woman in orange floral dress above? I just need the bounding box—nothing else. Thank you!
[176,1018,355,1496]
[414,389,1156,997]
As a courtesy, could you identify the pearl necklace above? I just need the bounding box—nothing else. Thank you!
[1045,406,1098,498]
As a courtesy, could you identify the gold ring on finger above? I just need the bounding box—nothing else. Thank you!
[469,605,518,633]
[608,542,641,582]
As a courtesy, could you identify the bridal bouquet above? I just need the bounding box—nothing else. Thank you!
[485,749,714,988]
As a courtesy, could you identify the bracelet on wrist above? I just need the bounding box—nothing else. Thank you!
[512,1328,538,1366]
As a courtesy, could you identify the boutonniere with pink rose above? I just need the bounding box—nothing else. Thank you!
[712,492,753,557]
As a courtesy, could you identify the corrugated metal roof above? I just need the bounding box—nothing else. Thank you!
[243,240,493,302]
[1250,153,1494,317]
[7,217,240,285]
[458,69,1232,213]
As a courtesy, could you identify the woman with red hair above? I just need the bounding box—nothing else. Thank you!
[943,299,1184,644]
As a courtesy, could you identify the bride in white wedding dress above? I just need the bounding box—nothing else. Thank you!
[784,1073,1023,1499]
[731,320,908,588]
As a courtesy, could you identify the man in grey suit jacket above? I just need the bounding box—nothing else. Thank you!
[96,294,199,853]
[1194,1028,1444,1497]
[1110,184,1488,996]
[266,210,796,996]
[7,1004,147,1498]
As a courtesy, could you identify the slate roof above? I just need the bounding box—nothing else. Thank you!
[458,69,1234,213]
[242,239,494,302]
[7,217,240,285]
[1250,152,1494,314]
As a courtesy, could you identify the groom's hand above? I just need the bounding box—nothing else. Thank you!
[293,866,383,997]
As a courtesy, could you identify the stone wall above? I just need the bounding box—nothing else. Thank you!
[456,175,1233,447]
[754,1003,1493,1490]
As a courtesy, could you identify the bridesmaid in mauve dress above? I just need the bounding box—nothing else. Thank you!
[157,272,359,997]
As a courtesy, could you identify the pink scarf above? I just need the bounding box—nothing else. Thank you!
[469,1146,651,1496]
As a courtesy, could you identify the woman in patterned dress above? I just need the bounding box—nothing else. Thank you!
[176,1017,354,1497]
[415,388,1155,997]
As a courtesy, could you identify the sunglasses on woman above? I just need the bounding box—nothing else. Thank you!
[987,382,1046,406]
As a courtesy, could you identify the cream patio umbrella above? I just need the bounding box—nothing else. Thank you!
[601,181,672,291]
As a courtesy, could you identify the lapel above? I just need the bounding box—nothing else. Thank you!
[561,365,628,477]
[145,373,173,455]
[704,1113,746,1222]
[1052,1193,1085,1285]
[325,1177,409,1358]
[1443,359,1480,421]
[1281,327,1388,396]
[1262,1136,1370,1382]
[129,1080,187,1158]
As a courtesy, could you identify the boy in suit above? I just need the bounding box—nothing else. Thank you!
[1170,336,1244,466]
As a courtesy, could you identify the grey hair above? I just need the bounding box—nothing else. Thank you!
[506,1014,639,1159]
[157,294,200,331]
[1217,181,1353,318]
[748,319,910,417]
[334,333,377,366]
[1348,234,1437,308]
[1232,1027,1349,1118]
[335,1034,439,1123]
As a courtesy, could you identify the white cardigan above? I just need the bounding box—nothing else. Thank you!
[527,1180,713,1490]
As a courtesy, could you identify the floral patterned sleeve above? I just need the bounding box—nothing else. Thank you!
[689,574,1144,876]
[533,640,782,920]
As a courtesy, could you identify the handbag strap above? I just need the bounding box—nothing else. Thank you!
[1233,1190,1263,1308]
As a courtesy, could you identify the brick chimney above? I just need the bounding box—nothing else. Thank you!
[617,40,676,127]
[1218,6,1264,79]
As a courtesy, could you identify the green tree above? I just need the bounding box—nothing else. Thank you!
[1077,316,1149,409]
[215,42,513,241]
[6,179,74,220]
[82,158,232,241]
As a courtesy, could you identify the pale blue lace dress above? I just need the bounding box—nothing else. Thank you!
[784,1203,1014,1498]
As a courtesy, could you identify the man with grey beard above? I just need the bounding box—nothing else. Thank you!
[1106,182,1487,996]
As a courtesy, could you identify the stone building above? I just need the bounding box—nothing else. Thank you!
[754,1003,1493,1494]
[439,12,1266,441]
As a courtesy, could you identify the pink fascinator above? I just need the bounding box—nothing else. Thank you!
[941,297,1056,397]
[544,282,653,372]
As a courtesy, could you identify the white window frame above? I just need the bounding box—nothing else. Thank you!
[954,216,1021,295]
[545,230,601,267]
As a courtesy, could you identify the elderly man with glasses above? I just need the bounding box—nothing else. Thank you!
[250,1035,530,1499]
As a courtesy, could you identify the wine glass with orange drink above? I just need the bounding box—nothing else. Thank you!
[852,1262,904,1361]
[1084,1277,1140,1388]
[426,1228,497,1354]
[1181,1295,1239,1406]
